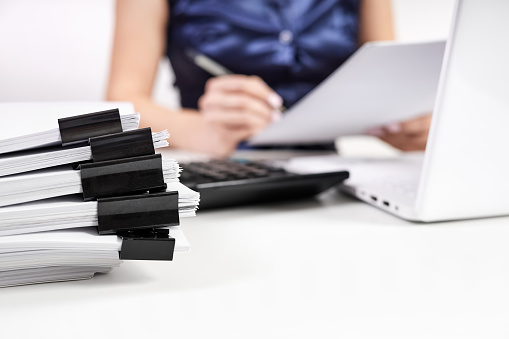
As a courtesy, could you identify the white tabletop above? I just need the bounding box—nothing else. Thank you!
[1,185,509,338]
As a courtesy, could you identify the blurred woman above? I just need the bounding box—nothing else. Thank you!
[107,0,430,156]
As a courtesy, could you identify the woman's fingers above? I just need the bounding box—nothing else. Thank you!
[198,75,283,136]
[378,133,429,151]
[203,108,269,134]
[367,113,432,151]
[388,114,431,136]
[199,91,275,125]
[205,75,283,109]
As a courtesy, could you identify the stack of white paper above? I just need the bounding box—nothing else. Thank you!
[0,157,181,207]
[0,130,170,177]
[0,102,200,287]
[0,182,200,236]
[0,226,189,287]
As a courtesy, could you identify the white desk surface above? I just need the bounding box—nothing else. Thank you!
[1,149,509,338]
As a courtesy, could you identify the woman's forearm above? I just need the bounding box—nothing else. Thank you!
[359,0,394,44]
[106,0,216,153]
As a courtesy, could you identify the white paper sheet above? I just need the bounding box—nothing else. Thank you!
[250,40,446,145]
[0,226,190,287]
[0,102,140,154]
[0,182,199,236]
[0,130,170,177]
[0,158,181,207]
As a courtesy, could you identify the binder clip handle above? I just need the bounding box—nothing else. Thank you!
[80,154,166,201]
[58,108,123,146]
[97,191,180,235]
[89,127,155,162]
[119,228,176,261]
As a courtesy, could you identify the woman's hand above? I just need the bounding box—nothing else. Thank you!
[187,74,283,157]
[367,113,432,151]
[198,75,283,137]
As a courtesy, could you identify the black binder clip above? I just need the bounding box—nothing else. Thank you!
[97,191,180,235]
[80,154,166,201]
[89,127,155,162]
[58,108,123,146]
[119,228,176,261]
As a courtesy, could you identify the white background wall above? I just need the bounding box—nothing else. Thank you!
[392,0,456,41]
[0,0,455,106]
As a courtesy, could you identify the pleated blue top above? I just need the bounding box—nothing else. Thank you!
[167,0,361,109]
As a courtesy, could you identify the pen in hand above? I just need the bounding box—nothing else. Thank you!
[185,49,287,114]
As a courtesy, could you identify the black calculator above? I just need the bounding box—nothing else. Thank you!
[179,159,349,209]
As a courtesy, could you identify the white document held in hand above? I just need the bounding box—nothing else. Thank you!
[249,40,446,145]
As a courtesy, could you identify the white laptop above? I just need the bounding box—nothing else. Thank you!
[287,0,509,222]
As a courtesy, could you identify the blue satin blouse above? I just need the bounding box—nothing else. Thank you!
[167,0,361,109]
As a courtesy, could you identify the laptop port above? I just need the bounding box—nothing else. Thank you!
[370,195,378,202]
[383,201,390,207]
